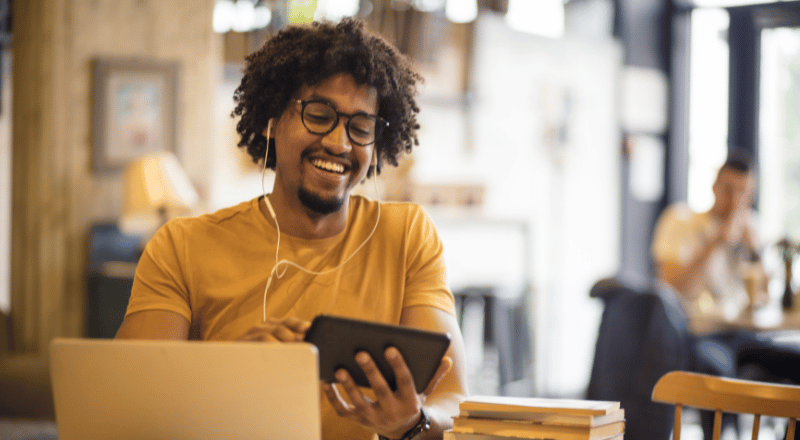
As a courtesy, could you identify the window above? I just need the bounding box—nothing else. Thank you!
[759,27,800,243]
[687,8,730,212]
[684,3,800,243]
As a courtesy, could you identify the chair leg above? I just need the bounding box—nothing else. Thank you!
[750,414,760,440]
[674,405,682,440]
[713,410,722,440]
[787,419,796,440]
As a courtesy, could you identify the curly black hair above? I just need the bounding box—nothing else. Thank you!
[231,17,423,177]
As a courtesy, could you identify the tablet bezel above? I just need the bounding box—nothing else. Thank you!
[303,314,452,393]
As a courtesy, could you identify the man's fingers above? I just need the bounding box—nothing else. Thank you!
[322,382,351,417]
[239,325,279,342]
[238,318,307,342]
[355,351,393,399]
[384,347,416,397]
[335,368,374,413]
[274,325,303,342]
[421,355,452,398]
[323,382,372,426]
[283,317,311,334]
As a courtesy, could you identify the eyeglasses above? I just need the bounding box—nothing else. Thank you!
[295,99,389,146]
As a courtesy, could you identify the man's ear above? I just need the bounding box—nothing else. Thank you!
[368,150,381,177]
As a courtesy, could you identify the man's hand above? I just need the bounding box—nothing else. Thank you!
[238,317,311,342]
[322,347,453,439]
[716,209,747,246]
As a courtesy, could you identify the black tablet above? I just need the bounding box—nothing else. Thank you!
[303,315,451,393]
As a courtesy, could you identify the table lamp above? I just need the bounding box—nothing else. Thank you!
[119,151,199,237]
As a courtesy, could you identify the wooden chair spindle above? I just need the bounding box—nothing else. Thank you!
[713,410,722,440]
[750,414,760,440]
[652,372,800,440]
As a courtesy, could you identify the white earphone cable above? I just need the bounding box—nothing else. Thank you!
[260,119,381,322]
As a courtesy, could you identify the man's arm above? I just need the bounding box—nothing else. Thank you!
[657,233,723,295]
[115,310,190,340]
[658,208,760,296]
[398,305,468,438]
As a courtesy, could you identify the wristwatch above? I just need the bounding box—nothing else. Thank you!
[378,407,431,440]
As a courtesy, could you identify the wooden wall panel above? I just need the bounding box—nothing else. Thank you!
[12,0,72,355]
[11,0,219,356]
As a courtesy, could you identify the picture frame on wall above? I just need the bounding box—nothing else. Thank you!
[92,58,179,173]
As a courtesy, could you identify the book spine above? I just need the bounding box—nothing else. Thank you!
[444,431,574,440]
[452,418,625,440]
[459,408,625,427]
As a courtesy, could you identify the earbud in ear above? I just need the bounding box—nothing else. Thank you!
[262,119,274,166]
[263,119,274,139]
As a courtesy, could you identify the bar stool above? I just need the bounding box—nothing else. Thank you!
[454,284,533,396]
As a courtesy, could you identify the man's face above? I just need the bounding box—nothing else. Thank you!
[267,73,378,215]
[712,167,755,218]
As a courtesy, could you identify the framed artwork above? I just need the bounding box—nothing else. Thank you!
[92,58,179,172]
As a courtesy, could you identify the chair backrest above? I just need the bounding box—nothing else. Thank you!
[587,276,693,440]
[652,371,800,440]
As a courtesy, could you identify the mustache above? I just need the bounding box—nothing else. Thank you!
[301,147,357,169]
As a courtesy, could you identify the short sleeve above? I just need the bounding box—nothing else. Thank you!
[651,204,694,266]
[125,220,192,321]
[402,207,456,315]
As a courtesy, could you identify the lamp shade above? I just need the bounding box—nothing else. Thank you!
[120,152,199,235]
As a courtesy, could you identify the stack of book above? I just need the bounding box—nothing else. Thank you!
[444,396,625,440]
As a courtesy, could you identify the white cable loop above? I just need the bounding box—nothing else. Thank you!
[260,119,381,321]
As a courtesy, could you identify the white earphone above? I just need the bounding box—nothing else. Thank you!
[259,118,382,322]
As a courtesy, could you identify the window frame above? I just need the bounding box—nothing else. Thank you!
[727,1,800,164]
[669,1,800,205]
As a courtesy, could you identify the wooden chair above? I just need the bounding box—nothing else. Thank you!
[652,371,800,440]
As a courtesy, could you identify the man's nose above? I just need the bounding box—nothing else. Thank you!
[321,119,351,153]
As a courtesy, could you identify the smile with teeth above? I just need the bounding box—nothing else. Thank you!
[311,158,346,174]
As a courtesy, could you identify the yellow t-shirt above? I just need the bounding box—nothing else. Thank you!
[126,195,455,440]
[651,203,750,317]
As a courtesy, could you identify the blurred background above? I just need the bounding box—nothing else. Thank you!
[1,0,799,420]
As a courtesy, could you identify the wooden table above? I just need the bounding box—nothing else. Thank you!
[688,302,800,336]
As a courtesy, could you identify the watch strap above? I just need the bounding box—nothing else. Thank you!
[378,407,431,440]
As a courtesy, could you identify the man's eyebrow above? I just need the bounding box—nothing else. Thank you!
[305,93,333,104]
[304,93,378,116]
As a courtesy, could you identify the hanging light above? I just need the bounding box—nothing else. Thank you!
[213,0,236,33]
[253,4,273,28]
[232,0,256,32]
[506,0,564,38]
[315,0,360,20]
[213,0,272,33]
[445,0,477,23]
[413,0,445,12]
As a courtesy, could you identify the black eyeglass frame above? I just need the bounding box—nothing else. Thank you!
[295,99,389,146]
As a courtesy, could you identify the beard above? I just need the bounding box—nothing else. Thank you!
[298,186,345,215]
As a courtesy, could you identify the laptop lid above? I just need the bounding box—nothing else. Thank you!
[49,338,321,440]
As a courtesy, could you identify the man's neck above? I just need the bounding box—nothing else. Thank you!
[262,192,349,240]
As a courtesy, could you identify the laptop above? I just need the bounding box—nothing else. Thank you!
[49,338,321,440]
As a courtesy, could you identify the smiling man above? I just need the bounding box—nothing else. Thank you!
[115,18,468,440]
[268,73,380,232]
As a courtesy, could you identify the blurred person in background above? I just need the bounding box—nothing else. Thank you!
[652,152,767,319]
[653,151,800,440]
